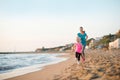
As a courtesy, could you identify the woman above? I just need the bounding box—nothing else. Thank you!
[77,26,88,60]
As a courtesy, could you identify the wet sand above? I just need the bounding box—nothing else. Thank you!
[5,53,74,80]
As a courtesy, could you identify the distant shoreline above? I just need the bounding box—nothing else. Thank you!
[0,51,71,54]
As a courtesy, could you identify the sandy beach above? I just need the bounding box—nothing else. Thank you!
[54,49,120,80]
[5,49,120,80]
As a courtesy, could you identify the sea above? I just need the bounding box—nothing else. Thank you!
[0,53,68,79]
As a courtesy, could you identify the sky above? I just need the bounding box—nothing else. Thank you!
[0,0,120,52]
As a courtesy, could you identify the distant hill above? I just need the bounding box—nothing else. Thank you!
[35,43,73,53]
[87,29,120,49]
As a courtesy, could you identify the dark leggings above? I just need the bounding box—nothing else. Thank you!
[75,52,81,61]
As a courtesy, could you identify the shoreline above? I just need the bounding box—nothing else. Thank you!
[0,53,72,80]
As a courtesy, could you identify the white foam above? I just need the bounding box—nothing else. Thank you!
[0,58,68,80]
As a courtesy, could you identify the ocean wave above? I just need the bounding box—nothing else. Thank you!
[0,53,67,74]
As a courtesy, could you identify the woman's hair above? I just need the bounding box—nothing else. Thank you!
[80,26,83,28]
[80,26,85,33]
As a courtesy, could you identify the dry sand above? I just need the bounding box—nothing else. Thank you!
[5,49,120,80]
[54,49,120,80]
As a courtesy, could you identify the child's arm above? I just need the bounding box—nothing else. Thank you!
[72,44,76,52]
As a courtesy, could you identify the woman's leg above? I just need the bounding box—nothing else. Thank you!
[82,45,86,57]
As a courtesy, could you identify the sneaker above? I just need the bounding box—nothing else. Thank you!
[82,58,85,62]
[75,58,77,61]
[77,61,80,64]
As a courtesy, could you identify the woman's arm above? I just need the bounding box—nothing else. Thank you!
[85,32,88,40]
[86,35,88,40]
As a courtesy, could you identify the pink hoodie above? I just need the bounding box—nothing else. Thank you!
[75,43,83,53]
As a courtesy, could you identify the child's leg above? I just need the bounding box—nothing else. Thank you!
[75,52,78,59]
[77,53,81,61]
[76,52,80,64]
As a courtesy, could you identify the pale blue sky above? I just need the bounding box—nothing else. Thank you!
[0,0,120,52]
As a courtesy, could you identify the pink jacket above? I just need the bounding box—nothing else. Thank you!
[75,43,83,53]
